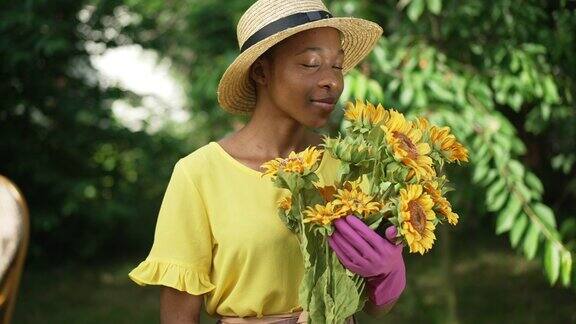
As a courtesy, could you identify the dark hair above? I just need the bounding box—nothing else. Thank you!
[249,42,280,89]
[260,40,282,62]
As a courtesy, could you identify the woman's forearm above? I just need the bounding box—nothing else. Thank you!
[160,286,203,324]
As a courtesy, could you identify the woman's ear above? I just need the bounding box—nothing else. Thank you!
[250,56,270,86]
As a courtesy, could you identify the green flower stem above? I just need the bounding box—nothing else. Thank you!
[369,160,379,198]
[296,191,311,269]
[296,193,303,236]
[325,234,332,300]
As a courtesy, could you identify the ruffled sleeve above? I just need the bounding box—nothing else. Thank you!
[128,159,216,295]
[129,259,215,295]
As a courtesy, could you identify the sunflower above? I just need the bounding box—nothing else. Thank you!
[423,181,459,225]
[398,184,437,254]
[261,159,282,179]
[261,146,323,179]
[332,180,381,218]
[381,111,436,181]
[300,146,324,169]
[303,201,346,226]
[343,100,363,122]
[322,134,372,164]
[344,99,388,128]
[277,195,292,213]
[324,134,374,164]
[417,117,469,164]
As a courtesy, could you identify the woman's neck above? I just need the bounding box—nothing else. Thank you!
[227,121,320,159]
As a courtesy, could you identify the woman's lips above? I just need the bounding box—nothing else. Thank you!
[310,100,335,112]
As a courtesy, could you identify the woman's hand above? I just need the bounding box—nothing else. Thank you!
[328,215,406,306]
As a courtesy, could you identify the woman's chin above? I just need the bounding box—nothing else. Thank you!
[305,116,330,129]
[292,106,332,128]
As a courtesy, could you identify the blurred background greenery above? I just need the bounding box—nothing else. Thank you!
[1,0,575,323]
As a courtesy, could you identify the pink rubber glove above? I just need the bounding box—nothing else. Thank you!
[328,215,406,306]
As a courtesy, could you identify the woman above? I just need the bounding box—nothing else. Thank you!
[129,0,406,323]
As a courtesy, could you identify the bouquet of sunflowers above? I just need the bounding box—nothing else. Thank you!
[261,100,469,324]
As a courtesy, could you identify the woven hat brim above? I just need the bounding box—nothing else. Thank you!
[217,17,383,115]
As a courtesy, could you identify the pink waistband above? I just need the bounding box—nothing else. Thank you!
[218,310,307,324]
[218,310,356,324]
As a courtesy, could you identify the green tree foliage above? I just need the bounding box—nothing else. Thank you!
[0,0,187,262]
[337,0,576,287]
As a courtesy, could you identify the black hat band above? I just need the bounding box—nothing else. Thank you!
[240,10,333,53]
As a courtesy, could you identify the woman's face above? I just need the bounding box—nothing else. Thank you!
[252,27,345,128]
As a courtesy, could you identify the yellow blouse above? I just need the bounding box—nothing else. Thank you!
[128,141,342,318]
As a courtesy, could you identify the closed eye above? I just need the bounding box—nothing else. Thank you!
[301,64,343,70]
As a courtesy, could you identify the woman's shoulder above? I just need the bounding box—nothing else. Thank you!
[175,142,218,180]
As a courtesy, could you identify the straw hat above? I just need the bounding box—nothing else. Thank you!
[216,0,383,115]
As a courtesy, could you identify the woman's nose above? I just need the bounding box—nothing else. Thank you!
[318,68,342,90]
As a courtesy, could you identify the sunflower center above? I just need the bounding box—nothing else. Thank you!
[408,200,427,233]
[393,131,418,159]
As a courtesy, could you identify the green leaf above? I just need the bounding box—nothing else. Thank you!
[354,75,367,100]
[475,142,489,161]
[507,160,524,179]
[472,161,489,184]
[378,181,392,195]
[523,222,541,260]
[407,0,425,22]
[494,134,512,152]
[367,79,384,101]
[486,178,507,207]
[299,259,316,305]
[515,181,532,202]
[495,196,522,234]
[488,189,508,212]
[387,79,401,92]
[508,92,523,111]
[510,52,520,72]
[372,45,388,72]
[532,202,557,229]
[427,0,442,14]
[340,78,353,103]
[428,79,453,102]
[472,135,484,149]
[510,214,528,248]
[492,145,510,169]
[542,75,559,104]
[338,163,351,182]
[400,84,414,106]
[544,241,560,285]
[308,268,328,323]
[541,103,551,121]
[511,138,527,155]
[330,251,360,321]
[525,172,544,196]
[522,43,547,54]
[480,169,498,187]
[560,251,572,286]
